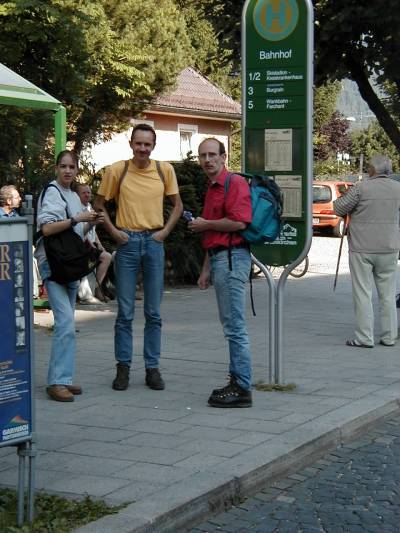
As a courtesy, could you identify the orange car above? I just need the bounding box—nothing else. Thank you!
[312,181,353,237]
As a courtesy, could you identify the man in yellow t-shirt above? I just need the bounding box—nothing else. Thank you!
[95,123,183,392]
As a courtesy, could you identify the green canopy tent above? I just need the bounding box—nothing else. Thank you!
[0,62,66,155]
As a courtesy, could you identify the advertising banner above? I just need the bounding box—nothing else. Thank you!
[0,222,32,446]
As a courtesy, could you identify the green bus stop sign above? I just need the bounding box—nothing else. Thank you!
[242,0,313,266]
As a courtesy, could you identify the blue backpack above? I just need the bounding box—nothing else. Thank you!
[225,173,283,244]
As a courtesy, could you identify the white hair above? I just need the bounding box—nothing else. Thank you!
[369,154,392,175]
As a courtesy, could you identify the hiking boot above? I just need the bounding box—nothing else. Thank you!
[112,363,130,391]
[212,374,234,395]
[145,368,165,390]
[208,379,252,408]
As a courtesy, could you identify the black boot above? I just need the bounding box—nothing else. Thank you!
[112,363,130,391]
[145,368,165,390]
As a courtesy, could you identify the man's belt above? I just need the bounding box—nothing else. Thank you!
[208,243,248,257]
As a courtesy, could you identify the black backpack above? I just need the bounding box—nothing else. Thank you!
[36,184,100,285]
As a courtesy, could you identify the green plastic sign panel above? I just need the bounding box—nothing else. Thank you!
[242,0,313,266]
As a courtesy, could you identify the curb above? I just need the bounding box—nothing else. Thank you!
[72,398,400,533]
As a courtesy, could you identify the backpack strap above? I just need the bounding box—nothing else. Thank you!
[115,160,129,204]
[115,160,165,204]
[34,183,70,243]
[156,160,166,185]
[40,183,70,217]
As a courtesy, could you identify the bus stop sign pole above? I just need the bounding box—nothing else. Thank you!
[242,0,314,383]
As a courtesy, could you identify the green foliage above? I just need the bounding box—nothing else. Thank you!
[0,0,195,201]
[0,0,191,153]
[313,82,341,132]
[165,156,208,285]
[350,121,400,172]
[0,489,123,533]
[0,107,55,199]
[229,123,242,173]
[314,0,400,150]
[176,0,240,98]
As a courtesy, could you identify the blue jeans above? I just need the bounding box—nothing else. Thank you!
[114,230,164,368]
[39,261,78,386]
[210,248,252,390]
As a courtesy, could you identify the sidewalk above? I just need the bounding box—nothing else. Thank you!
[1,252,400,533]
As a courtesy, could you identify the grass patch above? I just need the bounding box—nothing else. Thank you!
[254,381,297,392]
[0,489,125,533]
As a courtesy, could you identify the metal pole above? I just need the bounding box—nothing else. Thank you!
[359,153,364,179]
[17,443,26,527]
[55,105,67,158]
[20,197,36,523]
[27,439,37,521]
[251,255,276,383]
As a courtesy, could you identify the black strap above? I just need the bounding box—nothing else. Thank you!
[35,183,71,243]
[249,266,256,316]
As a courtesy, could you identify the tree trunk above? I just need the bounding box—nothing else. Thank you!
[347,57,400,151]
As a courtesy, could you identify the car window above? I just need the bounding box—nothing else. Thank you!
[313,185,332,203]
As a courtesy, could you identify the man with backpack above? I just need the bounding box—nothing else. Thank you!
[94,123,183,392]
[189,138,253,408]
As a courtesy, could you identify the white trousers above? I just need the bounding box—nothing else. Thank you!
[349,251,398,345]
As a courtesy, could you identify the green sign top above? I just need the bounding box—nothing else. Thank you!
[242,0,313,266]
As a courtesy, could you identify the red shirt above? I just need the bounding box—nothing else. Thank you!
[201,167,252,250]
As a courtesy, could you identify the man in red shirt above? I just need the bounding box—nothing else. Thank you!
[189,138,253,407]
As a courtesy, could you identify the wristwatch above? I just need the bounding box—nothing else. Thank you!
[70,217,78,227]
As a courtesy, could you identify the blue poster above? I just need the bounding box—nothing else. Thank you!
[0,238,32,446]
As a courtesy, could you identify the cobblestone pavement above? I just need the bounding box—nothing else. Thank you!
[184,414,400,533]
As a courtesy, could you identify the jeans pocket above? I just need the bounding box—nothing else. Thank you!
[231,253,251,283]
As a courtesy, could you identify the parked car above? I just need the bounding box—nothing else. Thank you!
[313,181,353,237]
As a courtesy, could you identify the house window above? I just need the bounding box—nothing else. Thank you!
[178,124,198,159]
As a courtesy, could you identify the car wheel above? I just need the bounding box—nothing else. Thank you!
[333,218,345,238]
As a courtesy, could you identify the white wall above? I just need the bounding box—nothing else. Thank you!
[86,124,229,171]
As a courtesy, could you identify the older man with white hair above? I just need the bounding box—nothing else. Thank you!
[334,154,400,348]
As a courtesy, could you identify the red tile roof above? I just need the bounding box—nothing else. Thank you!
[150,67,241,120]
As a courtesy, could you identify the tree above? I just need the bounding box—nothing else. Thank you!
[0,0,192,154]
[350,122,400,173]
[314,0,400,150]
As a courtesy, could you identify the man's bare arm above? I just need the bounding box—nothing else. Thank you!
[153,193,183,242]
[93,194,128,245]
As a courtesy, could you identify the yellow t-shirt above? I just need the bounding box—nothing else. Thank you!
[98,159,179,231]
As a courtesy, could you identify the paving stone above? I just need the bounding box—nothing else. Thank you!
[6,257,400,533]
[185,415,400,533]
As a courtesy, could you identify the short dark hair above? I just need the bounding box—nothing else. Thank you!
[56,150,79,168]
[131,123,157,144]
[198,137,226,155]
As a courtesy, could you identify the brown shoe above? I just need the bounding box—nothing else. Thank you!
[46,385,74,402]
[66,384,82,395]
